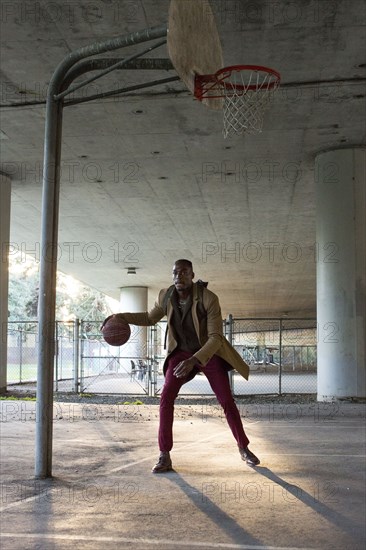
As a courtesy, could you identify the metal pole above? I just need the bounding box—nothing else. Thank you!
[151,326,159,397]
[35,94,63,479]
[50,25,167,95]
[65,75,180,107]
[19,325,23,383]
[73,319,80,393]
[35,24,167,478]
[80,323,85,393]
[279,319,283,396]
[226,314,234,393]
[62,58,174,92]
[54,38,167,100]
[54,322,59,392]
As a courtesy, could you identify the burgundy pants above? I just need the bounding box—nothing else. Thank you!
[159,350,249,451]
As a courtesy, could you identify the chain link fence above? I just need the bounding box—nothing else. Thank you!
[7,321,76,387]
[229,318,317,395]
[6,317,317,396]
[7,322,38,384]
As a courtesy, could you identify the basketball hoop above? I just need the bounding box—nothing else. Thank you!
[195,65,281,138]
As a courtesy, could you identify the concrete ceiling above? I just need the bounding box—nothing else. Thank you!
[1,0,365,317]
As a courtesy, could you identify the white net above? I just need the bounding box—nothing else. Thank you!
[220,67,280,138]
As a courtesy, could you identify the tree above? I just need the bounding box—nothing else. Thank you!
[8,260,39,320]
[8,254,115,321]
[56,276,113,320]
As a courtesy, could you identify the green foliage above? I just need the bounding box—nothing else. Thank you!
[55,276,112,320]
[0,396,36,401]
[119,400,144,405]
[8,263,39,320]
[8,254,114,321]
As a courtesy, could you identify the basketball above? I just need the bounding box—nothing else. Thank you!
[102,316,131,347]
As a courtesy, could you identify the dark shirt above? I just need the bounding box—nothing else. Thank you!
[170,290,201,354]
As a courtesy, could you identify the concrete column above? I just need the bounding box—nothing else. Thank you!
[120,286,148,359]
[0,173,12,393]
[316,148,365,401]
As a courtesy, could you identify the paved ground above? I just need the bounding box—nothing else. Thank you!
[12,371,316,396]
[78,372,317,396]
[1,398,365,549]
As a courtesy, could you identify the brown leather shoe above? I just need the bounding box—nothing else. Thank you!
[239,447,260,466]
[152,452,173,473]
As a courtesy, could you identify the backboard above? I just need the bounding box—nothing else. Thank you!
[167,0,224,110]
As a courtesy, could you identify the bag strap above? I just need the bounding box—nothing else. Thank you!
[162,285,175,315]
[196,279,207,300]
[163,285,175,350]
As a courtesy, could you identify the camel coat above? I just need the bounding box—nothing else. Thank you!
[118,282,250,380]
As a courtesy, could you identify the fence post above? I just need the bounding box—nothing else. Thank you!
[19,325,23,383]
[54,322,59,391]
[226,314,234,393]
[73,319,80,393]
[148,326,158,397]
[279,319,283,396]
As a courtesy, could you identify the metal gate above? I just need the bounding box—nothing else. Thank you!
[79,320,150,395]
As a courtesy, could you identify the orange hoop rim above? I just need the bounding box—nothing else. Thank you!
[194,64,281,100]
[216,64,281,91]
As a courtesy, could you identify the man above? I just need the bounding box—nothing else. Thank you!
[137,359,147,380]
[104,259,259,472]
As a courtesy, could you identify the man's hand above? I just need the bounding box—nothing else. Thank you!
[173,357,198,378]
